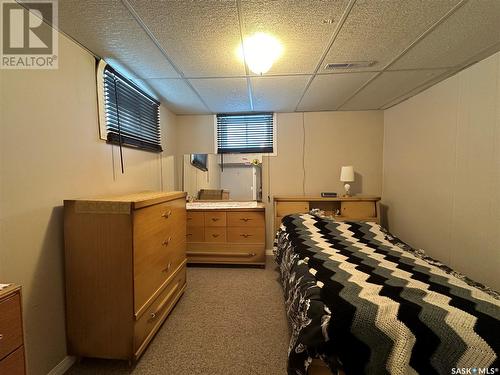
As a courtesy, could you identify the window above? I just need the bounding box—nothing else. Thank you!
[216,113,275,154]
[97,60,162,152]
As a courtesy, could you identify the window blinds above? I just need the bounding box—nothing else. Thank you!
[103,65,162,152]
[216,113,274,154]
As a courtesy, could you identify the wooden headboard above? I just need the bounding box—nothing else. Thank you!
[273,196,381,232]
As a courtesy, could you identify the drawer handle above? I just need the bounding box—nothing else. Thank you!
[162,210,172,219]
[240,234,252,238]
[240,218,251,222]
[212,233,220,238]
[0,334,3,340]
[211,217,220,222]
[162,237,172,246]
[161,261,172,273]
[187,233,193,236]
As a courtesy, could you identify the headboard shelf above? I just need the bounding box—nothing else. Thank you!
[273,195,381,232]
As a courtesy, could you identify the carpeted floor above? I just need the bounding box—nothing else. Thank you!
[67,256,290,375]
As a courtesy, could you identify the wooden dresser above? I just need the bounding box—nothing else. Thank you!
[274,196,381,232]
[64,191,187,361]
[0,285,25,375]
[186,202,265,266]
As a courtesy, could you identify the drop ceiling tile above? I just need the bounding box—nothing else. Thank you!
[137,79,210,114]
[58,0,179,79]
[240,0,349,75]
[189,78,250,113]
[322,0,459,73]
[340,69,448,110]
[391,0,500,70]
[251,75,310,112]
[297,72,376,111]
[127,0,245,77]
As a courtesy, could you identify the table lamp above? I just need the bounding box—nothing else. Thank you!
[340,166,354,197]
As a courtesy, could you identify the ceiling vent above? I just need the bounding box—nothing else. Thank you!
[324,61,376,70]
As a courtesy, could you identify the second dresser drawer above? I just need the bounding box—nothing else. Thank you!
[205,227,226,242]
[186,226,204,242]
[204,212,226,227]
[134,232,185,314]
[227,211,264,227]
[134,264,186,353]
[0,293,23,360]
[227,227,265,243]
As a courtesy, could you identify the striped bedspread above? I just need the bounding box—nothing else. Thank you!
[274,213,500,375]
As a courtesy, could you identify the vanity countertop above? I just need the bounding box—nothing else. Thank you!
[186,201,265,211]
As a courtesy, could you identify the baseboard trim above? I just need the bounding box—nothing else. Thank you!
[47,355,77,375]
[265,249,274,255]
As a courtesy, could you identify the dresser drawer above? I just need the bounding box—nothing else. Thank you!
[186,211,204,227]
[134,198,186,240]
[204,212,226,227]
[134,265,186,353]
[276,201,309,217]
[186,226,204,242]
[227,211,264,227]
[0,293,23,360]
[227,227,265,243]
[0,346,24,375]
[134,234,185,314]
[187,243,265,264]
[205,227,226,242]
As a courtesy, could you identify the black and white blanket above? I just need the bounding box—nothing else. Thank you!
[274,213,500,375]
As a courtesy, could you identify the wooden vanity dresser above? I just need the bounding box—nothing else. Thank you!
[186,202,266,266]
[64,191,187,361]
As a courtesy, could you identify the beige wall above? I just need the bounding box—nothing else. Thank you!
[383,52,500,291]
[175,111,385,247]
[0,30,177,374]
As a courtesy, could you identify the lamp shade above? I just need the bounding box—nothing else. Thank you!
[340,166,354,182]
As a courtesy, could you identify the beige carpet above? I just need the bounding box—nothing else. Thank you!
[67,256,290,375]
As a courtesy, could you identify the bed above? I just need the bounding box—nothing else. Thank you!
[274,213,500,375]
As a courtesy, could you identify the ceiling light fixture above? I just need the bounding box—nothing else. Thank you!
[237,32,283,75]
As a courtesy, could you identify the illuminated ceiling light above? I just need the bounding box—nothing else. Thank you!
[237,32,283,75]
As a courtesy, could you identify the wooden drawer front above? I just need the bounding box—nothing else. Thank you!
[0,293,23,360]
[0,346,24,375]
[187,243,265,264]
[186,226,204,242]
[205,227,226,242]
[204,212,226,227]
[227,211,264,227]
[186,211,204,227]
[340,201,375,219]
[134,211,186,314]
[134,198,186,240]
[134,265,186,353]
[227,227,265,243]
[276,201,309,217]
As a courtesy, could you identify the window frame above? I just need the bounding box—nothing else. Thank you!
[213,112,277,156]
[96,59,162,153]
